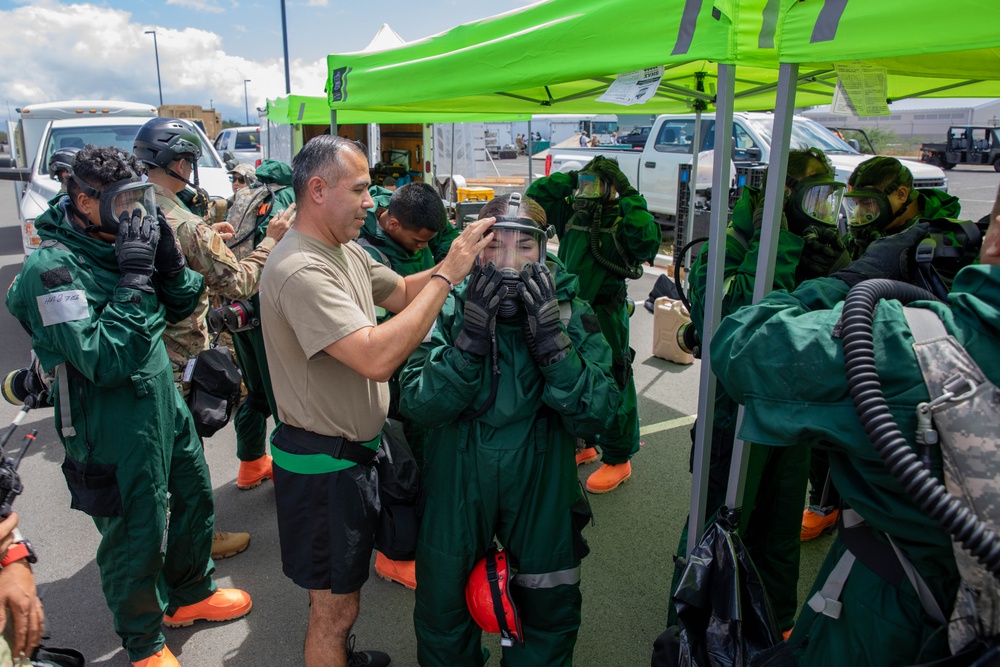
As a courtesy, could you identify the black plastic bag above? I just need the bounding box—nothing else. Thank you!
[374,419,424,560]
[645,273,682,312]
[673,515,795,667]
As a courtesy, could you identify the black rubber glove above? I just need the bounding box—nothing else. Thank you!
[455,264,507,357]
[116,207,159,293]
[518,263,572,366]
[798,225,852,279]
[153,209,187,281]
[593,157,637,197]
[832,222,931,287]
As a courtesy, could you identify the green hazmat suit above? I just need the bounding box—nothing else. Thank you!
[668,186,810,631]
[230,160,295,461]
[708,263,1000,665]
[526,172,660,463]
[6,197,216,662]
[399,258,621,667]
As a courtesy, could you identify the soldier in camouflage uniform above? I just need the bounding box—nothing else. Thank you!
[134,118,293,561]
[224,160,295,490]
[710,185,1000,666]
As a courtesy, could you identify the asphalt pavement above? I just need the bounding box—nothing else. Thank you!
[0,164,995,666]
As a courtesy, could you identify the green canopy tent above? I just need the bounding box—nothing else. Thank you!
[266,94,531,125]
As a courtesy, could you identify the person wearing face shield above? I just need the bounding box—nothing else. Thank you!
[5,145,253,667]
[399,193,620,667]
[844,156,960,260]
[135,119,295,558]
[665,149,851,638]
[527,156,661,494]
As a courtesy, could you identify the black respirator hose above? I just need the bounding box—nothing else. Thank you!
[841,278,1000,580]
[674,236,709,312]
[588,210,644,280]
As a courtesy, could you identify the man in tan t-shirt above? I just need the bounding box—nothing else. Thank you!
[260,135,493,667]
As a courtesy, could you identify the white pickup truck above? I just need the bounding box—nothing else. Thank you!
[2,100,233,254]
[548,112,949,225]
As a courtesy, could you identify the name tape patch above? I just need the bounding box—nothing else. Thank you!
[37,290,89,327]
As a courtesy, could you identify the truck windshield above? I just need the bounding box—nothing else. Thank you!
[746,117,859,155]
[42,124,222,176]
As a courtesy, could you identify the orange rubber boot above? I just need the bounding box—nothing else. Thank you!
[163,588,252,628]
[575,447,599,466]
[375,551,417,590]
[800,506,839,541]
[237,455,273,490]
[132,646,180,667]
[586,461,632,493]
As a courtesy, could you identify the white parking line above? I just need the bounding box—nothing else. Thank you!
[639,414,697,436]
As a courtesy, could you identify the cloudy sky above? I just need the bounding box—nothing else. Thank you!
[0,0,534,126]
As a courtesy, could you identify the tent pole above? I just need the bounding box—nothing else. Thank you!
[683,109,703,271]
[527,118,533,188]
[724,62,799,512]
[450,123,457,202]
[687,63,735,558]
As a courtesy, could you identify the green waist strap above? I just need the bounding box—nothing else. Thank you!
[271,433,381,475]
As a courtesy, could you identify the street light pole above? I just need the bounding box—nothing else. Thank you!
[144,30,163,107]
[280,0,291,94]
[243,79,251,125]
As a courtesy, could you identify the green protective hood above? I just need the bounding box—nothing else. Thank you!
[255,159,293,187]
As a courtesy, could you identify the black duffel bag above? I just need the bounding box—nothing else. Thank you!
[187,346,242,438]
[374,418,424,561]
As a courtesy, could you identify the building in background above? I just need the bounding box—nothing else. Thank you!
[802,98,1000,139]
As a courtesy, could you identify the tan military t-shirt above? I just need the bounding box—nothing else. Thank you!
[261,229,400,441]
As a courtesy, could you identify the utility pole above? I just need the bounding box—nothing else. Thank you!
[280,0,291,94]
[243,79,252,125]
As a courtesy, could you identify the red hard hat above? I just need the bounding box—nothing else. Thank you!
[466,545,523,647]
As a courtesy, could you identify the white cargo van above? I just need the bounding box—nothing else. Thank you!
[4,100,231,254]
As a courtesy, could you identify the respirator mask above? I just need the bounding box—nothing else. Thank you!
[479,193,553,319]
[71,172,157,236]
[784,174,845,232]
[572,171,612,220]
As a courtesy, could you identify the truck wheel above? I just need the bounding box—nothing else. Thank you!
[942,161,956,170]
[993,158,1000,173]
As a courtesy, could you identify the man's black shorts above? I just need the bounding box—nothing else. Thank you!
[273,431,380,594]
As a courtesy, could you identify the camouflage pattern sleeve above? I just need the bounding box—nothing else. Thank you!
[174,216,275,301]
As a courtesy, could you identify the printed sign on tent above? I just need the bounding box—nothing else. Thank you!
[597,66,664,106]
[831,62,890,117]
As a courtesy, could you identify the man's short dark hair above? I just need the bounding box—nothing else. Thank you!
[291,135,368,200]
[386,182,447,233]
[381,176,397,188]
[66,144,144,201]
[848,155,914,193]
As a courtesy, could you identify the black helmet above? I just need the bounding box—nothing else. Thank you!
[133,118,202,169]
[48,146,81,181]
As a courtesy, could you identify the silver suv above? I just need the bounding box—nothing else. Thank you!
[214,126,262,167]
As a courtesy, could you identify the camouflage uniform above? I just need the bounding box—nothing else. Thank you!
[154,183,274,397]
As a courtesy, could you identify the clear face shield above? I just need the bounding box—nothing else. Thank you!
[71,174,155,235]
[573,172,609,201]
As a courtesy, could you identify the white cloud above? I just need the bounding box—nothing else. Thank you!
[305,0,329,7]
[166,0,226,14]
[0,2,327,123]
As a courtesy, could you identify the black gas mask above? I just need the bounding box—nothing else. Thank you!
[71,173,157,236]
[479,193,553,319]
[572,170,613,221]
[783,173,845,234]
[843,185,914,258]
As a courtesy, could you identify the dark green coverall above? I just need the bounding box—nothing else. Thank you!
[399,259,621,667]
[668,187,810,631]
[807,189,963,505]
[710,263,1000,665]
[6,198,216,662]
[526,173,660,464]
[231,160,295,461]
